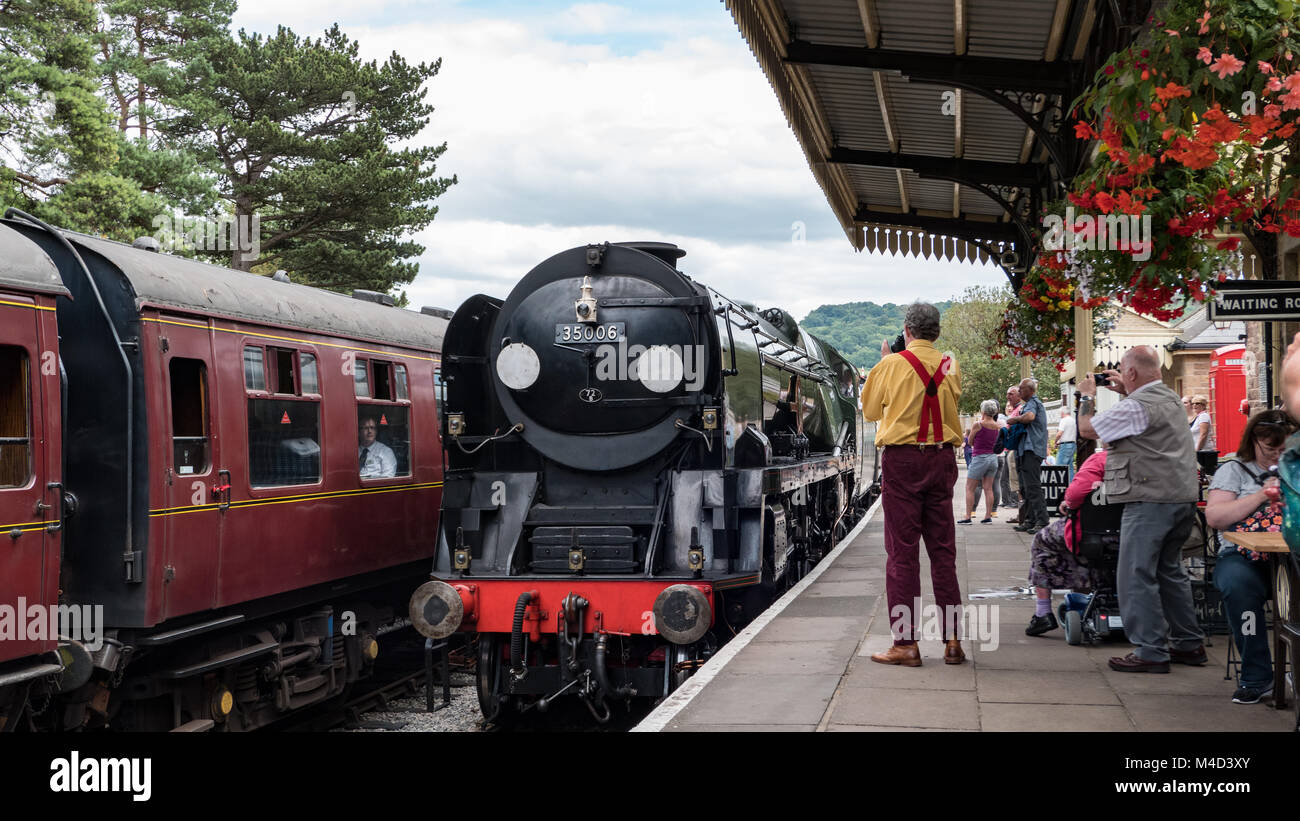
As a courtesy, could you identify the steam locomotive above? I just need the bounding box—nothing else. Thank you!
[0,211,448,731]
[409,241,877,723]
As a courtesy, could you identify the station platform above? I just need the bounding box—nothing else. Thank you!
[635,470,1295,732]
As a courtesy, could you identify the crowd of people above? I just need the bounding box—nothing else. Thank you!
[861,303,1298,706]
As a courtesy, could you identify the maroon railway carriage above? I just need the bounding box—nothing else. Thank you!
[0,223,68,715]
[2,212,448,731]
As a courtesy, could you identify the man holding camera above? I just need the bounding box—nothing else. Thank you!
[860,303,965,667]
[1078,345,1205,673]
[1006,378,1049,533]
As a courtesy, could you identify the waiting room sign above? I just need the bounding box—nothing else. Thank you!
[1207,280,1300,321]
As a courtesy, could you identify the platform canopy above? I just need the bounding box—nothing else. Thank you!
[727,0,1154,288]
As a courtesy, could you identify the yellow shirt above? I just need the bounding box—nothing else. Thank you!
[860,339,963,446]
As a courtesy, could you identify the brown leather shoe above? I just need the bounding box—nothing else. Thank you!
[944,639,966,665]
[870,643,922,667]
[1108,652,1170,673]
[1169,645,1208,666]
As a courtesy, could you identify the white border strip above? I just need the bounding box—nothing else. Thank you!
[631,494,883,732]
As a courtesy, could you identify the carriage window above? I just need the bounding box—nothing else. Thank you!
[243,347,266,391]
[301,354,319,395]
[248,399,321,487]
[169,358,209,475]
[353,358,370,397]
[0,348,31,488]
[373,362,394,400]
[272,348,297,395]
[395,365,409,400]
[358,404,410,478]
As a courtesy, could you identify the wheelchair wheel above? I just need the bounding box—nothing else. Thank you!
[1064,609,1083,646]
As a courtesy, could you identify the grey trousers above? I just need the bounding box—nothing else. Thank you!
[1117,501,1204,662]
[999,452,1019,507]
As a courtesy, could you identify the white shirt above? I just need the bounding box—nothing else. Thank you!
[359,439,397,478]
[1057,414,1076,443]
[1190,410,1215,451]
[1089,379,1163,443]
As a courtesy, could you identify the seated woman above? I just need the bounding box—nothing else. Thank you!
[1204,409,1299,704]
[959,400,1001,524]
[1025,439,1105,636]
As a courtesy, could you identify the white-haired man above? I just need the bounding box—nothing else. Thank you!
[1078,345,1205,673]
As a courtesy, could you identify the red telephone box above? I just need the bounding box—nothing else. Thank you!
[1209,344,1248,457]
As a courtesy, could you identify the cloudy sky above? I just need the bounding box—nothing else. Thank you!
[231,0,1008,319]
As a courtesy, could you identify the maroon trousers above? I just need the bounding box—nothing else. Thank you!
[880,445,962,645]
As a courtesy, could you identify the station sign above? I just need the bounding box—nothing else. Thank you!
[1207,280,1300,321]
[1042,465,1069,516]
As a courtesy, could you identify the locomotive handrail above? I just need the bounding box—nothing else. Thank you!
[601,296,710,308]
[760,353,826,383]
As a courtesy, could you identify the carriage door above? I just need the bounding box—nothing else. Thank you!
[0,299,55,661]
[156,316,221,618]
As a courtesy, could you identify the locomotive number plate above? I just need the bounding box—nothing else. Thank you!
[555,322,624,343]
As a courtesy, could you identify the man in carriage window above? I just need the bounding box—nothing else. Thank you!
[358,414,396,478]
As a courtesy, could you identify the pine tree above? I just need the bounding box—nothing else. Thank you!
[95,0,235,216]
[168,24,457,293]
[0,0,121,208]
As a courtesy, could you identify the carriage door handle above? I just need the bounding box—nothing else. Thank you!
[215,469,232,511]
[43,482,63,533]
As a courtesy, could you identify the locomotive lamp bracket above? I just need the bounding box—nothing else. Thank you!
[702,408,719,430]
[575,275,598,323]
[447,413,465,437]
[687,526,705,574]
[568,549,585,572]
[452,526,472,571]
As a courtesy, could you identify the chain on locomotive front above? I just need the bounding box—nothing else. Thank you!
[410,241,878,722]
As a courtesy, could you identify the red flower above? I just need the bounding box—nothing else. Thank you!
[1074,121,1096,140]
[1068,191,1095,210]
[1094,192,1116,213]
[1217,237,1241,251]
[1154,82,1191,101]
[1128,153,1156,174]
[1197,46,1213,65]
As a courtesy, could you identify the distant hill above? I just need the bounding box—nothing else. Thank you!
[801,301,953,370]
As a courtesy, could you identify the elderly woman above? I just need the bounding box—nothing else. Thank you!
[1025,440,1105,636]
[959,400,1001,524]
[1204,410,1299,704]
[1190,395,1218,476]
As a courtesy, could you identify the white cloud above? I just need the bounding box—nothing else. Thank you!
[403,218,1008,321]
[231,2,995,317]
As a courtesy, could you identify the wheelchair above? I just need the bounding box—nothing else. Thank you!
[1057,498,1125,646]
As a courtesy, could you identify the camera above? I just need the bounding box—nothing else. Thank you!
[890,333,905,354]
[1094,372,1110,387]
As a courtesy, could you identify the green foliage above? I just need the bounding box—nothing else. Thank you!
[168,24,457,293]
[2,4,452,295]
[802,300,952,370]
[1,0,124,203]
[936,286,1063,413]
